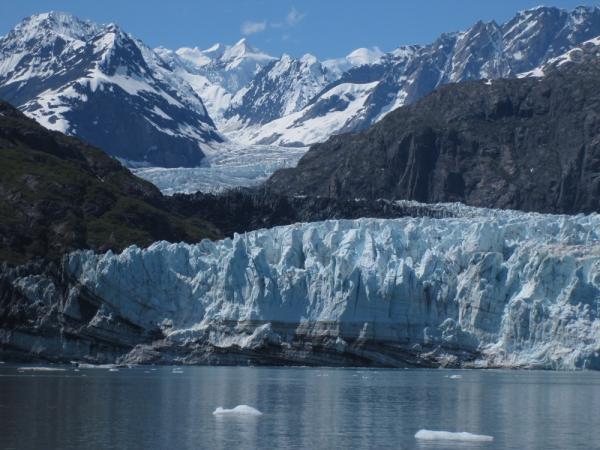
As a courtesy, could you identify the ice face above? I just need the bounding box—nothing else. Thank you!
[66,203,600,369]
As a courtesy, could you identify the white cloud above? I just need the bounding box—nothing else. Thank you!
[241,7,305,37]
[285,7,306,26]
[241,20,267,35]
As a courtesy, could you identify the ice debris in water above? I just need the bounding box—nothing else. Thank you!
[17,366,66,372]
[213,405,263,416]
[447,374,463,379]
[415,429,493,442]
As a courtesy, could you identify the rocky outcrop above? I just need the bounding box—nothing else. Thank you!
[0,99,218,265]
[267,42,600,214]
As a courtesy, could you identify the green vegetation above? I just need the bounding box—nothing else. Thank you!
[0,101,220,265]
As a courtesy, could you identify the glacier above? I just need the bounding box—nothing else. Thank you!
[131,141,307,194]
[54,202,600,369]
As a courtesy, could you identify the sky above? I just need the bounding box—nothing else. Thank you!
[1,0,599,59]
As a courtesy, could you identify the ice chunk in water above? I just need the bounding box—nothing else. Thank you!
[415,429,493,442]
[212,405,263,416]
[17,366,66,372]
[448,374,463,379]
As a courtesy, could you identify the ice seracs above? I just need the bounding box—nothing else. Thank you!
[64,203,600,369]
[132,141,306,194]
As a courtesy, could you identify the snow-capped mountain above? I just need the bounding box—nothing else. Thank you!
[3,6,600,172]
[323,46,386,76]
[227,5,600,147]
[0,12,221,167]
[224,53,337,128]
[156,38,275,122]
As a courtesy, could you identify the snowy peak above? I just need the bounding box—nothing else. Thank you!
[224,52,335,127]
[521,35,600,77]
[10,11,100,42]
[222,38,258,61]
[174,46,212,68]
[346,47,385,66]
[0,12,221,167]
[323,46,386,76]
[165,38,276,101]
[232,4,600,148]
[448,20,506,81]
[502,5,600,71]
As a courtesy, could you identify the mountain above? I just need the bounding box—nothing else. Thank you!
[156,38,276,122]
[0,12,222,167]
[0,99,218,265]
[3,203,600,369]
[267,37,600,214]
[224,53,337,128]
[323,47,386,76]
[229,5,600,147]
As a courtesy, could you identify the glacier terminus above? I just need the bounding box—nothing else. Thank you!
[4,203,599,370]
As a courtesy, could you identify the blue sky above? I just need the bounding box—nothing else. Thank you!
[1,1,598,58]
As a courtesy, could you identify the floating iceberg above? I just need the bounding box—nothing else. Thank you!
[212,405,263,416]
[17,366,66,372]
[415,429,493,442]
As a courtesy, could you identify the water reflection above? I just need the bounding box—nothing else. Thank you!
[0,367,599,450]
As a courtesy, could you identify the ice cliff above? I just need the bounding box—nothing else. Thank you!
[57,202,600,369]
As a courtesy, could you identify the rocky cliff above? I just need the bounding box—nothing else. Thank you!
[0,99,218,266]
[267,39,600,214]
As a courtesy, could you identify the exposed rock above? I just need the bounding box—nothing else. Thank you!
[0,99,219,265]
[267,44,600,214]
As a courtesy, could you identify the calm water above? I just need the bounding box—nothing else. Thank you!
[0,365,599,450]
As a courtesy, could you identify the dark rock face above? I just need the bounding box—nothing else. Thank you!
[0,100,218,265]
[169,190,460,237]
[267,48,600,214]
[0,260,162,364]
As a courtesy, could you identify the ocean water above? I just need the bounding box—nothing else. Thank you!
[0,365,599,450]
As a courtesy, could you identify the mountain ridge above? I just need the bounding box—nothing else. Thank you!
[0,11,222,167]
[266,37,600,214]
